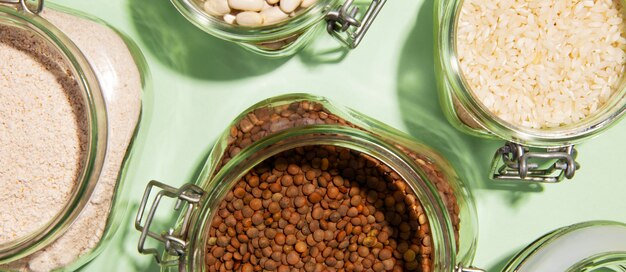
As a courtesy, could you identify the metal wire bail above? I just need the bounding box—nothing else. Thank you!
[456,265,486,272]
[490,142,580,183]
[325,0,387,49]
[0,0,43,14]
[135,180,205,266]
[21,0,43,14]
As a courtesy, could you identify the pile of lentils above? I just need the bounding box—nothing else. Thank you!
[204,100,462,271]
[200,0,316,27]
[206,145,433,271]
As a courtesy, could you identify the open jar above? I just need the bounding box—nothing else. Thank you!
[135,94,479,271]
[435,0,626,182]
[170,0,387,56]
[0,0,146,270]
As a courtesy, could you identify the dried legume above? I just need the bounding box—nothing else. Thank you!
[207,145,433,271]
[200,0,316,27]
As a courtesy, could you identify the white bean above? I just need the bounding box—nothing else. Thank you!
[300,0,317,8]
[223,14,236,24]
[261,7,289,25]
[267,0,279,5]
[228,0,264,11]
[262,0,272,11]
[203,0,231,16]
[236,11,264,26]
[259,40,285,50]
[279,0,301,13]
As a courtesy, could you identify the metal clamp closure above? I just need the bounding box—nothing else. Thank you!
[325,0,387,49]
[135,180,205,266]
[456,265,486,272]
[490,142,580,183]
[0,0,43,14]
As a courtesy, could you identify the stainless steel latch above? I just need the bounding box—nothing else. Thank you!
[0,0,43,14]
[490,142,579,183]
[325,0,387,48]
[135,180,204,266]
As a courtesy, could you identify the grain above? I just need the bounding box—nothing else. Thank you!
[457,0,626,129]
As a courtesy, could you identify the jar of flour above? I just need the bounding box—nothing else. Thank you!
[0,1,146,271]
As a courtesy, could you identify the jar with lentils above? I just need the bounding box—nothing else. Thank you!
[135,94,478,271]
[169,0,388,56]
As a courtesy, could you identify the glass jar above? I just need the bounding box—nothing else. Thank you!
[134,94,479,271]
[0,0,146,270]
[434,0,626,182]
[170,0,387,56]
[503,221,626,272]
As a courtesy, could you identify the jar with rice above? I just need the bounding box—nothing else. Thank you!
[435,0,626,182]
[0,0,147,270]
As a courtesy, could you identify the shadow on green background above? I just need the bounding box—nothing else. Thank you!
[299,42,350,66]
[115,203,162,272]
[395,0,543,205]
[487,249,524,271]
[128,0,289,80]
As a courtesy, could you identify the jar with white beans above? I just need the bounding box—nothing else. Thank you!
[171,0,388,56]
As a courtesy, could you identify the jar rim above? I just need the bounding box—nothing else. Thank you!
[438,0,626,147]
[502,221,626,272]
[568,252,626,271]
[170,0,337,43]
[0,5,108,263]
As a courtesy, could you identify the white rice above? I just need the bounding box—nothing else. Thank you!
[457,0,626,129]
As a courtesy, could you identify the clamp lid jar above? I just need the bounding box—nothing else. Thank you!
[135,94,479,271]
[435,0,626,182]
[0,0,146,270]
[504,221,626,272]
[171,0,387,56]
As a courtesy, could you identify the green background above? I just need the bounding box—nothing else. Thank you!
[49,0,626,270]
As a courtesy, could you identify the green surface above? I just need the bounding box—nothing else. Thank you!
[49,0,626,270]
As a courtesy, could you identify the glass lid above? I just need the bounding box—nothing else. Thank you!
[503,221,626,272]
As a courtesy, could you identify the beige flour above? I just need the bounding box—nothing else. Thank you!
[1,8,142,272]
[0,24,88,244]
